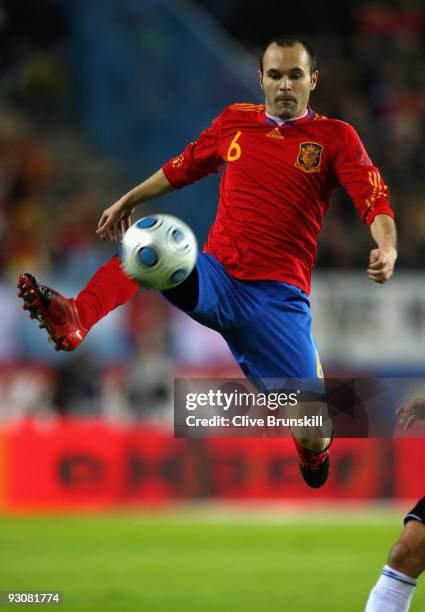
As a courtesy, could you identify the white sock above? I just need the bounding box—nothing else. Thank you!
[365,565,417,611]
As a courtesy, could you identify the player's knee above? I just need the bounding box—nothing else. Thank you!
[388,525,425,578]
[297,437,331,452]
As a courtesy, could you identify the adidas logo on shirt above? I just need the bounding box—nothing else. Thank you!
[266,128,285,140]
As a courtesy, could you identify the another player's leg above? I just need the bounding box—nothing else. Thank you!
[18,255,139,351]
[365,498,425,611]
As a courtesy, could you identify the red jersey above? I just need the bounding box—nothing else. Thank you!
[162,103,393,294]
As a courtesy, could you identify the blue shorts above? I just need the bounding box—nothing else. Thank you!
[164,252,323,392]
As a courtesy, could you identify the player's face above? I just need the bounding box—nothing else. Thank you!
[259,43,318,119]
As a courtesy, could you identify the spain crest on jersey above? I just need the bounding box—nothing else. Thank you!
[295,142,324,173]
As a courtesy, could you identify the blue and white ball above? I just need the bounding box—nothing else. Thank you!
[119,214,198,290]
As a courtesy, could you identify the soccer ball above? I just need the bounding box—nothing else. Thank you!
[119,214,198,290]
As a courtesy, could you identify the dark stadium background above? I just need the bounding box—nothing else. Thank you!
[0,1,424,611]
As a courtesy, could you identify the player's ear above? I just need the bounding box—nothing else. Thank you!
[310,70,319,91]
[258,69,264,89]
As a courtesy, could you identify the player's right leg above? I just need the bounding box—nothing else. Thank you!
[365,497,425,611]
[18,253,202,351]
[18,256,139,351]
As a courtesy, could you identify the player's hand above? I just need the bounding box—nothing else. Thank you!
[367,246,397,284]
[96,199,134,243]
[396,398,425,430]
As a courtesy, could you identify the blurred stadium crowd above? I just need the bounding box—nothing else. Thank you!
[0,0,423,418]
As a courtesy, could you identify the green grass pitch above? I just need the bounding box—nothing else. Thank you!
[0,510,424,611]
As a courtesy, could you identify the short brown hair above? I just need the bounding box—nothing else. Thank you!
[260,35,317,74]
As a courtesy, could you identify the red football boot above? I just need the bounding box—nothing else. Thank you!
[17,273,88,351]
[293,437,332,489]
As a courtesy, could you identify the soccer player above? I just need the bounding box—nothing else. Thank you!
[18,36,397,488]
[365,399,425,611]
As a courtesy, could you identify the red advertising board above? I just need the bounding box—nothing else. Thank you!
[205,438,391,499]
[4,419,127,510]
[392,438,425,499]
[0,420,423,510]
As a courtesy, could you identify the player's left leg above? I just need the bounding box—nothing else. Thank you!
[292,434,332,488]
[163,254,332,487]
[216,277,332,488]
[365,498,425,611]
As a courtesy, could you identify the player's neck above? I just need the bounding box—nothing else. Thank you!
[265,108,309,125]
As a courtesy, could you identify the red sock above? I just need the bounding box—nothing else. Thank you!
[292,437,332,468]
[75,256,139,330]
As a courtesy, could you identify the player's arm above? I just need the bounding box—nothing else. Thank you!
[97,113,224,243]
[332,123,397,284]
[368,214,397,283]
[97,169,173,242]
[396,398,425,430]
